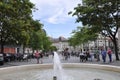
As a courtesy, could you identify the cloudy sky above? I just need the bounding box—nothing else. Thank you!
[30,0,82,38]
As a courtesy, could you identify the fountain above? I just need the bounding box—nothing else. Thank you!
[53,52,69,80]
[53,51,62,80]
[0,52,120,80]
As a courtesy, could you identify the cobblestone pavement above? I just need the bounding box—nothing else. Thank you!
[0,54,120,68]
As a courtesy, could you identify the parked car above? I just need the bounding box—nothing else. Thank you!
[0,54,4,65]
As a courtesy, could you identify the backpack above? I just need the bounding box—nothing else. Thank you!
[108,50,112,54]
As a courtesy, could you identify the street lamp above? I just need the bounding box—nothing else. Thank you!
[59,37,62,51]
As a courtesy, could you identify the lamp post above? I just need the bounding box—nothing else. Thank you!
[59,37,62,51]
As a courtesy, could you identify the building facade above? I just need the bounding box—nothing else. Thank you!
[51,34,114,52]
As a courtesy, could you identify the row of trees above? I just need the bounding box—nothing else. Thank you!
[68,26,98,48]
[0,0,56,54]
[69,0,119,60]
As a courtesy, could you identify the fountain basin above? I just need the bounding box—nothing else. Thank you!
[0,63,120,80]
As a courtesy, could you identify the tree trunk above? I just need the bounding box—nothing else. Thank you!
[0,43,4,54]
[23,45,25,54]
[113,37,119,60]
[0,36,4,54]
[0,39,5,62]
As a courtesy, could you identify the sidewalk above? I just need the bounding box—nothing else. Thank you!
[0,54,120,68]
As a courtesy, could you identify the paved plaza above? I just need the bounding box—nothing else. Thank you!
[0,54,120,68]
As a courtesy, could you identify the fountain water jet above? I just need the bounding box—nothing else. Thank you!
[53,52,69,80]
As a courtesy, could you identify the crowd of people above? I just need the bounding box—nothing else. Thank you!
[1,51,49,63]
[1,47,113,65]
[60,48,113,63]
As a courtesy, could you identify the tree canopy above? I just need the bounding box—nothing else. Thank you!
[0,0,52,54]
[68,26,98,48]
[28,20,52,52]
[69,0,119,60]
[0,0,35,53]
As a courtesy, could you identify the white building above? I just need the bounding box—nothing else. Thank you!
[51,36,71,51]
[51,34,113,52]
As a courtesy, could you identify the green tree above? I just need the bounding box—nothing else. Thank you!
[68,26,98,48]
[0,0,34,53]
[30,31,41,50]
[29,26,52,52]
[42,35,52,52]
[27,20,42,51]
[50,46,57,51]
[69,0,120,60]
[28,19,52,52]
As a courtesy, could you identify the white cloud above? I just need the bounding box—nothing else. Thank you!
[46,8,66,24]
[30,0,82,24]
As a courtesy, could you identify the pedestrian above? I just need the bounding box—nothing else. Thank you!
[107,48,112,62]
[95,49,100,61]
[64,48,69,60]
[79,52,86,62]
[39,52,43,64]
[101,49,107,63]
[35,50,40,64]
[51,51,54,58]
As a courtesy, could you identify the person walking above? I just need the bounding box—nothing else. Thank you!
[107,48,112,62]
[101,49,107,63]
[39,52,43,64]
[95,49,100,61]
[64,48,69,60]
[35,50,40,64]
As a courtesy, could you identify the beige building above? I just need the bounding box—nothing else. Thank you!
[51,36,72,51]
[51,34,113,52]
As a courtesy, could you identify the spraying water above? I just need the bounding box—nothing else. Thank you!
[53,52,69,80]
